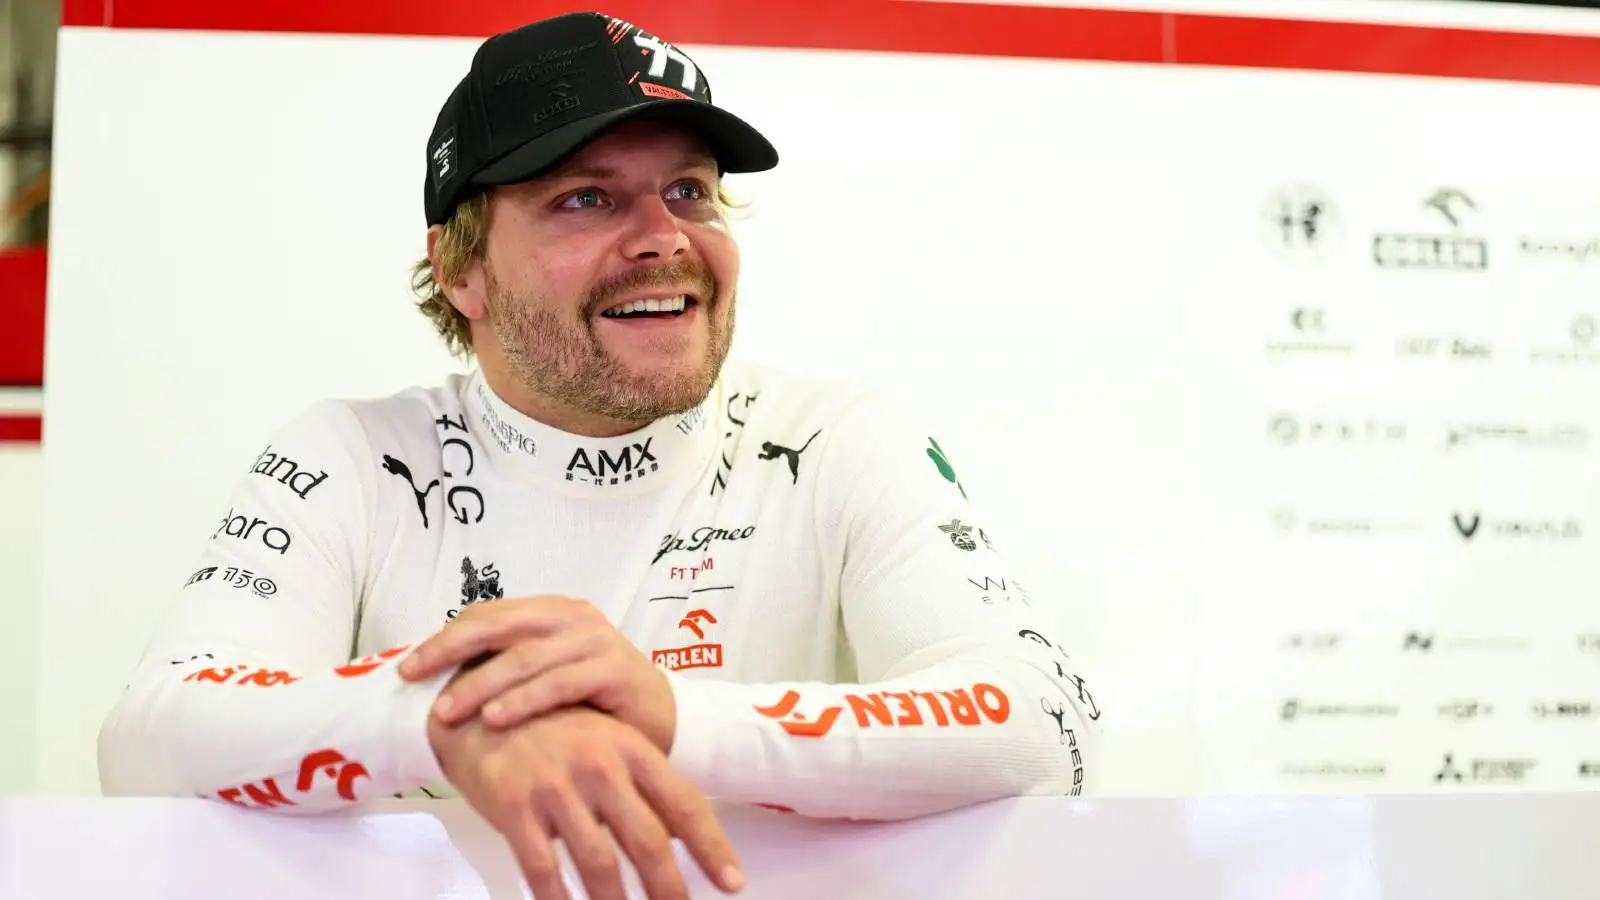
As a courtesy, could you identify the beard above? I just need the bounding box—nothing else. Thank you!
[483,259,734,425]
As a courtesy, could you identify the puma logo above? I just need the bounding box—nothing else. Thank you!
[758,429,822,484]
[382,454,439,528]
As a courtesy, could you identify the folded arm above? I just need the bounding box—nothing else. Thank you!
[97,401,451,813]
[665,394,1101,821]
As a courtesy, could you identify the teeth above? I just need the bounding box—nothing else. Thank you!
[604,295,688,317]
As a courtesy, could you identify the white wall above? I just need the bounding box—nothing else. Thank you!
[13,0,1600,798]
[0,444,40,796]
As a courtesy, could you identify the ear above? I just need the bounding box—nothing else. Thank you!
[427,224,488,320]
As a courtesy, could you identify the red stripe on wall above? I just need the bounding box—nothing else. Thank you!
[60,0,107,27]
[0,415,43,444]
[64,1,1168,64]
[1173,13,1600,86]
[56,0,1600,86]
[0,246,47,388]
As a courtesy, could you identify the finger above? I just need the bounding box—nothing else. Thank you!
[542,777,630,900]
[502,803,573,900]
[434,632,602,726]
[589,777,692,900]
[401,602,575,680]
[483,658,624,729]
[631,750,745,895]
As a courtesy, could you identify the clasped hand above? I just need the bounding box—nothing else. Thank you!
[401,594,676,750]
[402,596,741,900]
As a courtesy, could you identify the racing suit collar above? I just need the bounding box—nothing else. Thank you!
[462,369,718,494]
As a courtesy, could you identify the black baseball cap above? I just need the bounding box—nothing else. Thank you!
[423,11,780,227]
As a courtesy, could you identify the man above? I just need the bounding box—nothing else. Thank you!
[98,11,1101,900]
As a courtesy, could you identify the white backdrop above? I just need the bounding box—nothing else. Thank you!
[32,4,1600,797]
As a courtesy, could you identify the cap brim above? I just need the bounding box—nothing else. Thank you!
[471,101,779,189]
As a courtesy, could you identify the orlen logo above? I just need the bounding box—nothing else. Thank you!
[754,684,1011,738]
[652,610,722,671]
[333,645,411,678]
[216,748,371,810]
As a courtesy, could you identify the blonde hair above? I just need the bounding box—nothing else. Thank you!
[411,185,749,360]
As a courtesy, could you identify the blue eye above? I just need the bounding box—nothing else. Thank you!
[561,189,604,209]
[667,181,707,201]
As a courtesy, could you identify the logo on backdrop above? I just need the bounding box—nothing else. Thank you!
[1280,632,1343,651]
[1280,699,1399,722]
[1265,307,1356,358]
[1530,314,1600,365]
[1269,506,1423,538]
[1451,511,1582,541]
[1262,185,1341,262]
[1394,335,1492,361]
[1519,235,1600,263]
[1444,423,1589,452]
[1435,753,1535,784]
[1372,187,1487,271]
[1281,762,1387,779]
[1268,413,1407,446]
[1532,701,1599,719]
[1438,700,1492,720]
[1402,631,1527,653]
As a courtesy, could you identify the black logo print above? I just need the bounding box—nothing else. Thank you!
[1040,698,1086,796]
[448,556,505,622]
[1436,753,1463,782]
[1072,674,1102,721]
[711,392,757,496]
[566,439,658,487]
[1041,698,1072,742]
[939,518,978,551]
[1019,629,1100,720]
[758,429,822,484]
[383,455,439,528]
[460,556,503,604]
[168,653,215,666]
[436,414,487,525]
[1020,628,1067,677]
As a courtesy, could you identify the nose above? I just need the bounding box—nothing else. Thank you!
[619,194,691,262]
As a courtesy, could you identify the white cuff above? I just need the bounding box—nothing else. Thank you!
[663,671,726,789]
[388,666,455,787]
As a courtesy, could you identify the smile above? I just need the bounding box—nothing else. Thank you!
[600,294,695,320]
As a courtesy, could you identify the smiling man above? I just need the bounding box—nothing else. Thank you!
[98,11,1102,900]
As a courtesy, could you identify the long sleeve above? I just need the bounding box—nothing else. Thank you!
[96,401,453,813]
[665,392,1101,821]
